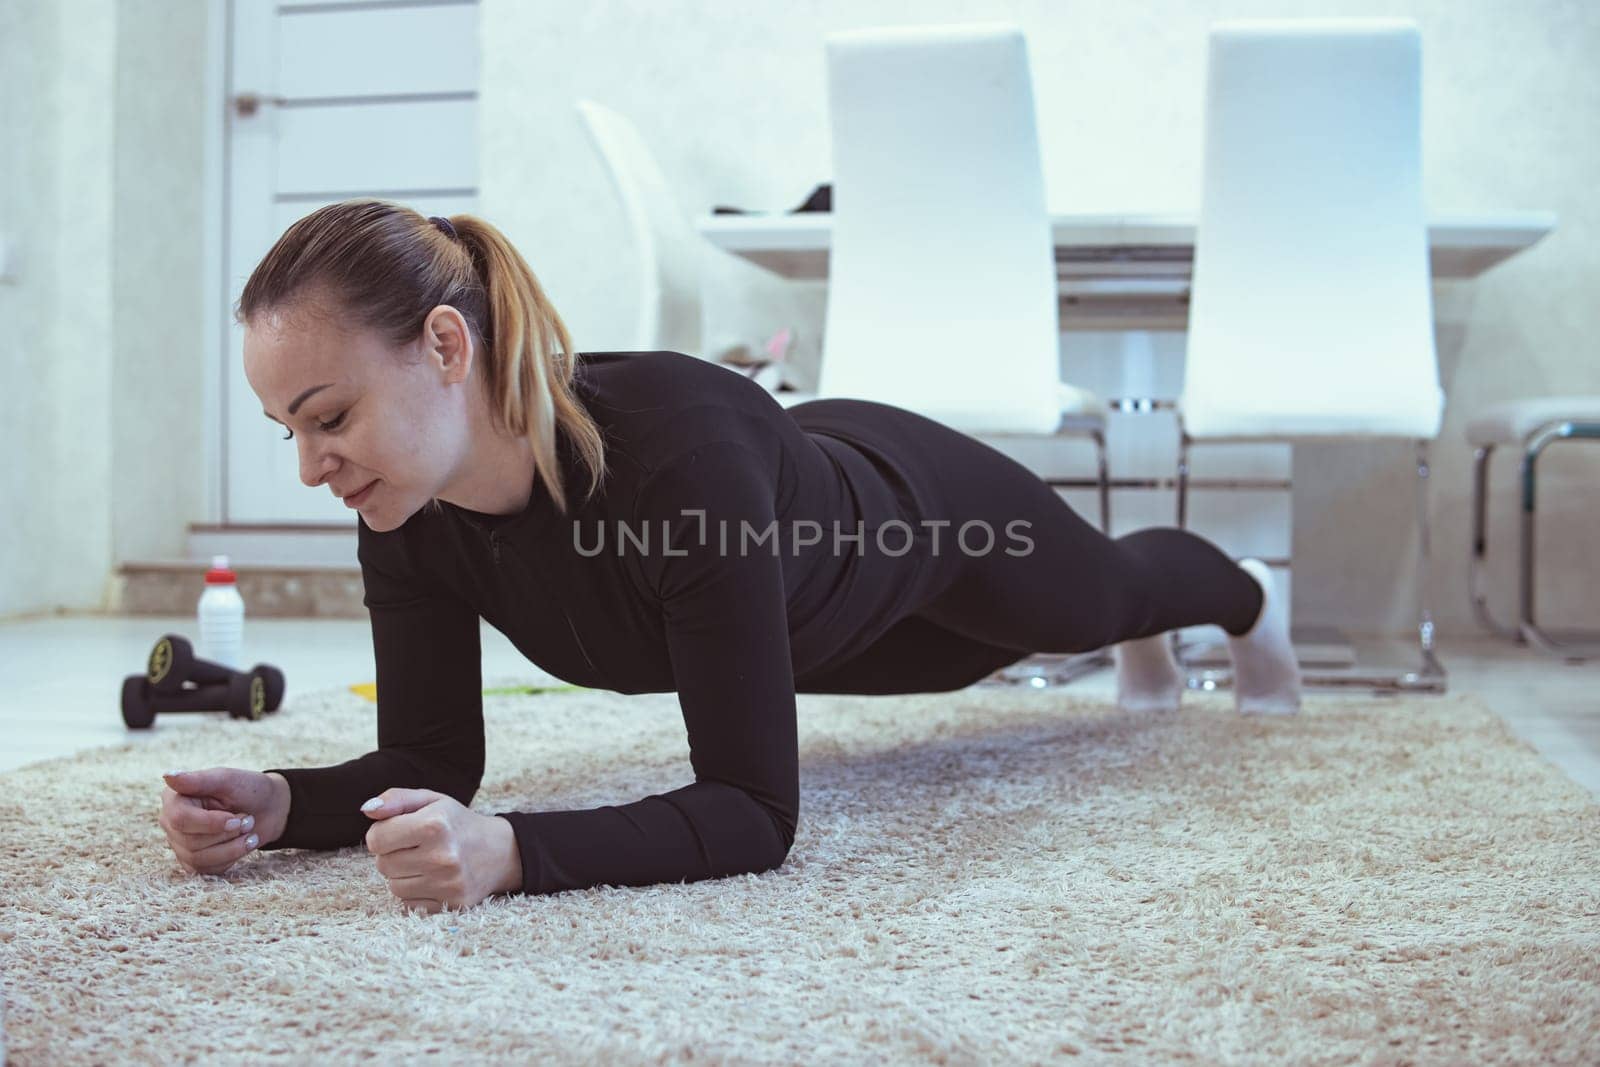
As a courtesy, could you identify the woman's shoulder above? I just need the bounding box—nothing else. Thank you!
[578,350,794,477]
[576,350,759,412]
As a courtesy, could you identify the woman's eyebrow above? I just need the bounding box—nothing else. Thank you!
[262,382,336,423]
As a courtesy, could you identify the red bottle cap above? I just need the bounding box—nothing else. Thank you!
[204,554,236,584]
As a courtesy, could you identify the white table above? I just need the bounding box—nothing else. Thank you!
[699,210,1556,328]
[697,206,1558,680]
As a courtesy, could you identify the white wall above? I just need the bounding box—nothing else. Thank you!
[0,0,116,617]
[0,0,208,619]
[112,0,211,578]
[479,0,1600,637]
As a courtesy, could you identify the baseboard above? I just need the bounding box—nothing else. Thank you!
[112,560,363,618]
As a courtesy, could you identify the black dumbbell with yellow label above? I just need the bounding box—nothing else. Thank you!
[121,633,286,730]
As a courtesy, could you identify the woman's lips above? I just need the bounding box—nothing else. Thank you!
[344,480,378,507]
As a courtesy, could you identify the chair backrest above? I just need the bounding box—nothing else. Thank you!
[819,24,1063,434]
[576,99,703,358]
[1182,19,1443,441]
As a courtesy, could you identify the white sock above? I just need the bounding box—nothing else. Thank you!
[1226,559,1302,715]
[1112,633,1184,713]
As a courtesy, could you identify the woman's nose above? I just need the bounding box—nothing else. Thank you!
[298,437,338,489]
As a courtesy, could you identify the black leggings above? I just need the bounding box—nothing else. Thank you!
[795,412,1264,696]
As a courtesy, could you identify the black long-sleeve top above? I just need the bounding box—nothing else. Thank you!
[259,350,960,896]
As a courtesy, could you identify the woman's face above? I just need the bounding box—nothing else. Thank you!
[243,302,476,533]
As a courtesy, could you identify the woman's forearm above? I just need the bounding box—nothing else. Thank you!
[494,779,792,896]
[258,750,481,851]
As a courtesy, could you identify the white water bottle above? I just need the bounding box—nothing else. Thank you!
[197,554,246,671]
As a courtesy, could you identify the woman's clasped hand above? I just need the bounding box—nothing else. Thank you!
[158,767,287,875]
[360,789,523,914]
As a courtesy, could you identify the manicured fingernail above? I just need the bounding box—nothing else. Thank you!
[242,815,254,832]
[245,834,258,848]
[360,797,383,812]
[225,817,241,831]
[164,769,185,777]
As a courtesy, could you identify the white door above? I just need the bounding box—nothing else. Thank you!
[223,0,480,524]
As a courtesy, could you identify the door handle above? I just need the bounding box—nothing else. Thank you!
[231,92,287,119]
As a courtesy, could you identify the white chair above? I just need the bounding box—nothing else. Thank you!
[819,23,1111,688]
[1178,18,1447,693]
[576,99,816,408]
[1466,396,1600,661]
[575,99,705,359]
[820,24,1110,515]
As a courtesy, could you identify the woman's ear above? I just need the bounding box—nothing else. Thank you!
[425,305,474,383]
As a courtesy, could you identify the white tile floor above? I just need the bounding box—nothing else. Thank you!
[0,615,568,775]
[2,614,1597,798]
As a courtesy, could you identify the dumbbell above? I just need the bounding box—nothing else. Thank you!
[121,671,265,730]
[145,633,285,711]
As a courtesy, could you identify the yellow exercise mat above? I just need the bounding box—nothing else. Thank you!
[347,681,585,703]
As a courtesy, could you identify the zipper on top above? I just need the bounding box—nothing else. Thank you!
[480,519,596,675]
[564,613,598,672]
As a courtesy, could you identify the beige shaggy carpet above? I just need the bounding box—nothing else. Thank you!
[2,679,1598,1065]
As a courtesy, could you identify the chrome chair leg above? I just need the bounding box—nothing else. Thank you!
[1276,439,1445,693]
[1469,444,1521,640]
[1517,422,1600,662]
[1092,427,1112,535]
[1176,430,1191,531]
[1168,430,1205,667]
